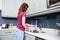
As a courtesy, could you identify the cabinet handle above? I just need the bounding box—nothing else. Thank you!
[5,32,11,33]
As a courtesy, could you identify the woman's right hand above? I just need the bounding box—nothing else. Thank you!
[26,27,31,32]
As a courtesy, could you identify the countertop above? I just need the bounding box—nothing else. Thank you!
[0,27,60,40]
[25,28,60,40]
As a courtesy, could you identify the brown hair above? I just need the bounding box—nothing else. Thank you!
[17,3,29,18]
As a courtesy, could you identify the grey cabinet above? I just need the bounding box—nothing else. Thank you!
[0,30,15,40]
[24,33,35,40]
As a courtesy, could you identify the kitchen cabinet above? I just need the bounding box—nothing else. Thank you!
[24,32,46,40]
[24,0,47,15]
[24,33,35,40]
[0,29,15,40]
[2,0,60,18]
[25,29,60,40]
[27,6,60,17]
[2,0,24,18]
[25,0,60,17]
[2,0,47,18]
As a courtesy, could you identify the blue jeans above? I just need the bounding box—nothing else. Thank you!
[15,28,24,40]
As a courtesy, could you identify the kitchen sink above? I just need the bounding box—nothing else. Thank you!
[30,29,46,33]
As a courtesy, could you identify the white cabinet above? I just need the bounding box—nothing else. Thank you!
[37,0,47,12]
[0,29,15,40]
[25,0,60,17]
[2,0,15,18]
[2,0,47,18]
[2,0,24,18]
[24,0,47,15]
[27,6,60,17]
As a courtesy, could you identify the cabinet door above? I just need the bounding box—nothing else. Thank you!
[0,35,14,40]
[0,30,15,40]
[37,0,47,12]
[0,30,14,35]
[24,0,38,14]
[24,33,35,40]
[2,0,24,18]
[2,0,15,17]
[24,0,47,15]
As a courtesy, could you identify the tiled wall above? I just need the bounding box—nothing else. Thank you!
[27,12,60,29]
[0,10,60,29]
[0,10,17,26]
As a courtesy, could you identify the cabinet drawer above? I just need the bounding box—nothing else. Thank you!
[0,30,14,35]
[1,37,14,40]
[0,35,15,40]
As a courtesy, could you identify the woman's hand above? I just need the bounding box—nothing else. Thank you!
[27,29,31,32]
[25,27,31,32]
[26,23,37,27]
[31,25,37,28]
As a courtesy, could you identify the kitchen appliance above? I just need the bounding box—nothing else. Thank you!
[2,24,9,29]
[47,0,60,8]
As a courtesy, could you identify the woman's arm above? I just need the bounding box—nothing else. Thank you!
[26,23,36,27]
[22,16,30,31]
[22,16,27,29]
[22,16,36,28]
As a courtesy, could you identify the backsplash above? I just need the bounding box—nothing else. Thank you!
[27,12,60,29]
[0,10,17,26]
[0,10,60,29]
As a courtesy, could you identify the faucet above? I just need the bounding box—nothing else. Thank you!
[39,24,45,33]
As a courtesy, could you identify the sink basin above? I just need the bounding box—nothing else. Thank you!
[33,30,39,33]
[28,26,46,33]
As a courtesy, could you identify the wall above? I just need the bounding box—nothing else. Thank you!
[0,10,17,26]
[0,10,60,29]
[27,12,60,29]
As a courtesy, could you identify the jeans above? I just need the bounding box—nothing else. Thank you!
[15,28,24,40]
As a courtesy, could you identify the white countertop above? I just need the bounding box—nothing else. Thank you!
[25,28,60,40]
[0,27,60,40]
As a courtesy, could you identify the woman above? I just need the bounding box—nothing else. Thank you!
[15,3,35,40]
